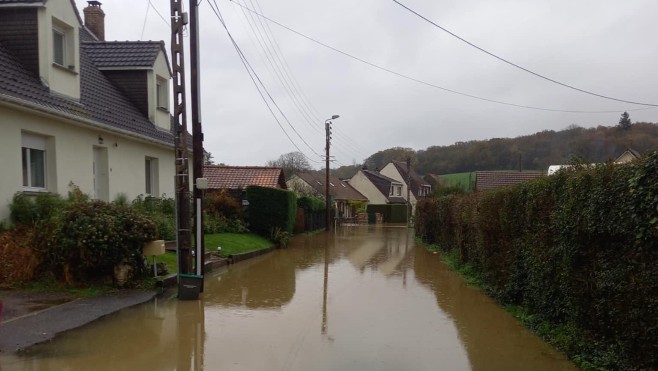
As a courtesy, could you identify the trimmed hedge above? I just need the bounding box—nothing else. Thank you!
[367,204,407,223]
[296,196,326,232]
[415,153,658,370]
[247,186,297,236]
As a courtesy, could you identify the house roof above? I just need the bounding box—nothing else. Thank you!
[359,169,406,204]
[294,172,368,201]
[82,41,172,75]
[390,160,431,198]
[475,171,543,191]
[204,165,287,190]
[0,25,174,146]
[615,148,641,163]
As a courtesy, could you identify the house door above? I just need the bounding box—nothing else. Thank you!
[93,147,109,201]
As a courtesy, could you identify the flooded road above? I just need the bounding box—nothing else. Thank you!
[1,226,575,370]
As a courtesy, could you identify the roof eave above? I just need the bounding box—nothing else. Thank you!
[0,93,174,148]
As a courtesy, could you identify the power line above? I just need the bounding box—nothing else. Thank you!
[229,0,656,114]
[140,2,150,39]
[148,0,171,28]
[392,0,658,107]
[207,0,322,163]
[235,0,371,161]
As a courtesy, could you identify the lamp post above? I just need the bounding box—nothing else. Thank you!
[325,115,339,231]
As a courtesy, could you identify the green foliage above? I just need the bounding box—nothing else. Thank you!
[53,201,157,282]
[367,204,407,223]
[131,195,176,240]
[618,111,632,130]
[246,186,297,236]
[431,183,467,197]
[203,213,248,234]
[415,152,658,370]
[205,189,242,219]
[9,192,65,226]
[269,226,291,248]
[297,196,326,212]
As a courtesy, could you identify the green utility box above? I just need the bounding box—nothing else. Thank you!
[178,274,203,300]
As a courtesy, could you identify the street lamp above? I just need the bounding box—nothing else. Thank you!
[325,115,339,231]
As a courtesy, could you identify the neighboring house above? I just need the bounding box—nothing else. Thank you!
[0,0,175,220]
[204,165,287,202]
[423,173,447,190]
[475,171,543,191]
[615,148,641,164]
[380,161,431,213]
[287,172,368,218]
[348,169,407,206]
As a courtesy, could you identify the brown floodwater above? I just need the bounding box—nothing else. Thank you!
[0,226,575,371]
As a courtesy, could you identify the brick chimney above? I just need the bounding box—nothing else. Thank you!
[83,1,105,41]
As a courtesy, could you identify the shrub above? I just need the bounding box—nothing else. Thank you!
[9,192,65,226]
[0,228,41,287]
[415,153,658,369]
[247,186,297,236]
[204,213,248,234]
[205,189,242,219]
[52,201,156,283]
[131,195,176,241]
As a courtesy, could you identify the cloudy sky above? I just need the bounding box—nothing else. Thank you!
[79,0,658,169]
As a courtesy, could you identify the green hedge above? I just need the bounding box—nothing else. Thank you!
[367,204,407,223]
[297,196,326,212]
[415,153,658,370]
[247,186,297,236]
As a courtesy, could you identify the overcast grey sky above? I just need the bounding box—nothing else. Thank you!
[81,0,658,169]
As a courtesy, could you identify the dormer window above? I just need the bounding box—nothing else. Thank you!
[52,19,75,70]
[52,29,65,66]
[156,76,168,110]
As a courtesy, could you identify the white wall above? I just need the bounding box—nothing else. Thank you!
[37,0,81,99]
[380,163,419,213]
[0,105,176,221]
[149,51,171,130]
[348,171,389,205]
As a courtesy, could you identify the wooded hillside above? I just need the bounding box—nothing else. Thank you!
[355,122,658,176]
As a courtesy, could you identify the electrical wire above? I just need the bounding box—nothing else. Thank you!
[229,0,656,114]
[140,2,151,39]
[392,0,658,107]
[207,0,322,163]
[148,0,171,28]
[239,0,371,160]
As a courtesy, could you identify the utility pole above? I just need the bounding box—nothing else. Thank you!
[189,0,205,289]
[170,0,191,275]
[406,157,411,227]
[324,115,339,231]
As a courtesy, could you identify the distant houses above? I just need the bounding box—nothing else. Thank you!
[287,172,367,219]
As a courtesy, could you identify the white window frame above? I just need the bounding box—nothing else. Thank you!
[22,133,48,191]
[52,28,66,66]
[145,157,159,196]
[52,19,74,70]
[156,76,168,110]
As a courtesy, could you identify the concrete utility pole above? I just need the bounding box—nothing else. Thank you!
[189,0,205,290]
[170,0,192,275]
[325,115,339,231]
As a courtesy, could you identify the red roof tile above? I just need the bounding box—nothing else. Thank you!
[204,166,287,190]
[475,171,543,191]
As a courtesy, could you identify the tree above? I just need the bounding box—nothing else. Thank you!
[267,151,312,178]
[203,151,215,165]
[618,111,632,130]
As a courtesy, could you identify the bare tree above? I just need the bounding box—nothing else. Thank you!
[267,151,312,178]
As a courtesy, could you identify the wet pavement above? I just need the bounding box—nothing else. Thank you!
[0,290,155,352]
[0,226,576,370]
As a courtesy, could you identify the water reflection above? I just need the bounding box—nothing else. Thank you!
[1,227,575,371]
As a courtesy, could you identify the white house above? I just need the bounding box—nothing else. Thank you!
[0,0,176,220]
[379,160,431,214]
[348,169,407,206]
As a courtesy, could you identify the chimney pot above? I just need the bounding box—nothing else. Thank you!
[84,1,105,41]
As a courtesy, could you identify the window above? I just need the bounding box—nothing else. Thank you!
[156,77,168,110]
[396,185,402,196]
[53,29,65,66]
[145,157,159,195]
[22,133,47,190]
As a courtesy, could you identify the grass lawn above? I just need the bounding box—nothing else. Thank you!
[204,233,273,257]
[157,233,273,273]
[440,172,475,190]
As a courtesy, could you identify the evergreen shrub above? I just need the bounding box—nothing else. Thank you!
[415,153,658,370]
[247,186,297,236]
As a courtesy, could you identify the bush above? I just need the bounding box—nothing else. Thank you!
[247,186,297,236]
[9,192,65,226]
[204,213,248,234]
[0,228,41,287]
[205,189,242,219]
[415,154,658,370]
[52,201,157,283]
[131,195,176,240]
